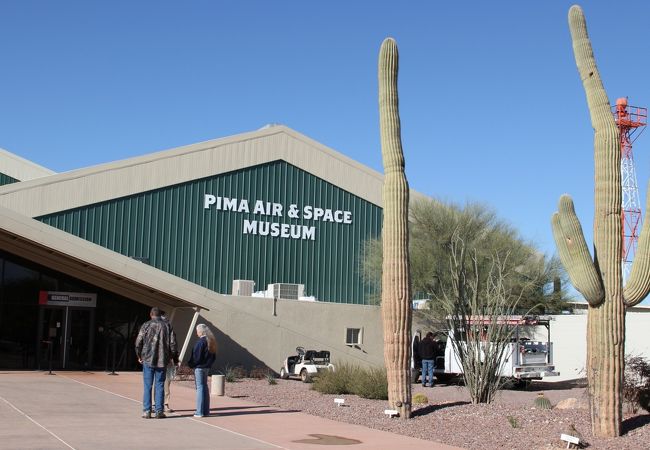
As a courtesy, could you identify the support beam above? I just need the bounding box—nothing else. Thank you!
[179,307,201,362]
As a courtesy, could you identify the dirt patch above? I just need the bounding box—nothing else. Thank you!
[205,377,650,450]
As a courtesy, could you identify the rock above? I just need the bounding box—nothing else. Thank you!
[554,397,587,410]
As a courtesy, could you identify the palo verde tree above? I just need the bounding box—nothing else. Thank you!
[551,5,650,437]
[409,198,568,316]
[378,37,412,419]
[362,198,570,315]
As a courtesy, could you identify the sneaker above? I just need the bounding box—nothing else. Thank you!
[164,405,174,413]
[142,411,151,419]
[154,412,166,419]
[193,414,204,418]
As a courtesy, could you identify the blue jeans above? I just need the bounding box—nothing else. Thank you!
[143,364,166,413]
[421,359,435,386]
[194,368,210,416]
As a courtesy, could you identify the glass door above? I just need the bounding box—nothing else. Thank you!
[37,306,95,370]
[38,307,65,370]
[66,308,94,370]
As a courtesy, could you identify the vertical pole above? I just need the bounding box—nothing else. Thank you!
[108,338,118,375]
[47,341,53,375]
[178,307,200,363]
[37,308,44,371]
[62,307,69,369]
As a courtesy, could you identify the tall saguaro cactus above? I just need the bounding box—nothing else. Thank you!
[378,37,412,419]
[551,5,650,437]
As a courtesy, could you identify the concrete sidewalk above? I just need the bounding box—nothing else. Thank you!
[0,371,462,450]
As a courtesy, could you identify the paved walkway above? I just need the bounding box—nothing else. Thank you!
[0,371,462,450]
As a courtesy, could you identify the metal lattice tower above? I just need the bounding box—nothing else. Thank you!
[613,97,647,280]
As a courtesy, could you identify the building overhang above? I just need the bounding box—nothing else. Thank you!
[0,205,213,312]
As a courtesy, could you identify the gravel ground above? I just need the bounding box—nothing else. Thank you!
[193,377,650,450]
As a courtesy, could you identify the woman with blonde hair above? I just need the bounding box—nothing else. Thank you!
[188,323,217,417]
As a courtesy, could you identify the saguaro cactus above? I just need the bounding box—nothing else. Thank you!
[378,37,412,419]
[551,5,650,437]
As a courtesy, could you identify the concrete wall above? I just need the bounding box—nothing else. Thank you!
[165,298,650,380]
[172,295,384,375]
[549,309,650,382]
[412,308,650,383]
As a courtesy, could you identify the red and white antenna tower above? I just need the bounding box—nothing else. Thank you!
[613,97,647,280]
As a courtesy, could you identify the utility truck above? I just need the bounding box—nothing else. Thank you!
[412,315,559,388]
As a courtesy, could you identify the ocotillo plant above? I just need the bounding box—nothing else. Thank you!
[378,37,412,419]
[551,5,650,437]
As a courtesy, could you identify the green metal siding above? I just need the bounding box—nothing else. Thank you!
[38,161,383,304]
[0,172,19,186]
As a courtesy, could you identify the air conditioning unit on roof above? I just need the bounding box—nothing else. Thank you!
[269,283,304,300]
[232,280,255,296]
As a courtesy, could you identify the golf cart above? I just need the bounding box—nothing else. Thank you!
[279,346,335,382]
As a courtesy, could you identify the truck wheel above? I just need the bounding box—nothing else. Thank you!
[280,367,289,379]
[300,369,311,383]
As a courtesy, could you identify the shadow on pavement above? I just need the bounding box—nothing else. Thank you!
[166,408,300,418]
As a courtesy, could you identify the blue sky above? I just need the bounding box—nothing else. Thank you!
[2,1,650,300]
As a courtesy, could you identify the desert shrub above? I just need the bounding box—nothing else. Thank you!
[174,365,195,381]
[412,393,429,405]
[624,354,650,413]
[222,364,246,382]
[312,362,357,395]
[266,372,277,385]
[349,366,388,400]
[250,366,272,379]
[507,415,519,428]
[233,366,247,378]
[312,363,388,399]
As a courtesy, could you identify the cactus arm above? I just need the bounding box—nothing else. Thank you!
[569,6,613,131]
[569,5,621,271]
[624,181,650,306]
[552,195,604,305]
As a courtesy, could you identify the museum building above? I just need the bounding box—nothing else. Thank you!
[0,126,387,372]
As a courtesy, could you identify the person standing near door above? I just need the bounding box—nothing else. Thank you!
[418,332,436,387]
[135,307,178,419]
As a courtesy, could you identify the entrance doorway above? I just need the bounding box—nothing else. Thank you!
[37,306,95,370]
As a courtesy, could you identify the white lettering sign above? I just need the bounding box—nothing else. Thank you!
[242,220,316,240]
[203,194,352,241]
[39,291,97,308]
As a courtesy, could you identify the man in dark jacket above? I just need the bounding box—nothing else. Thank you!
[135,307,178,419]
[418,332,436,387]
